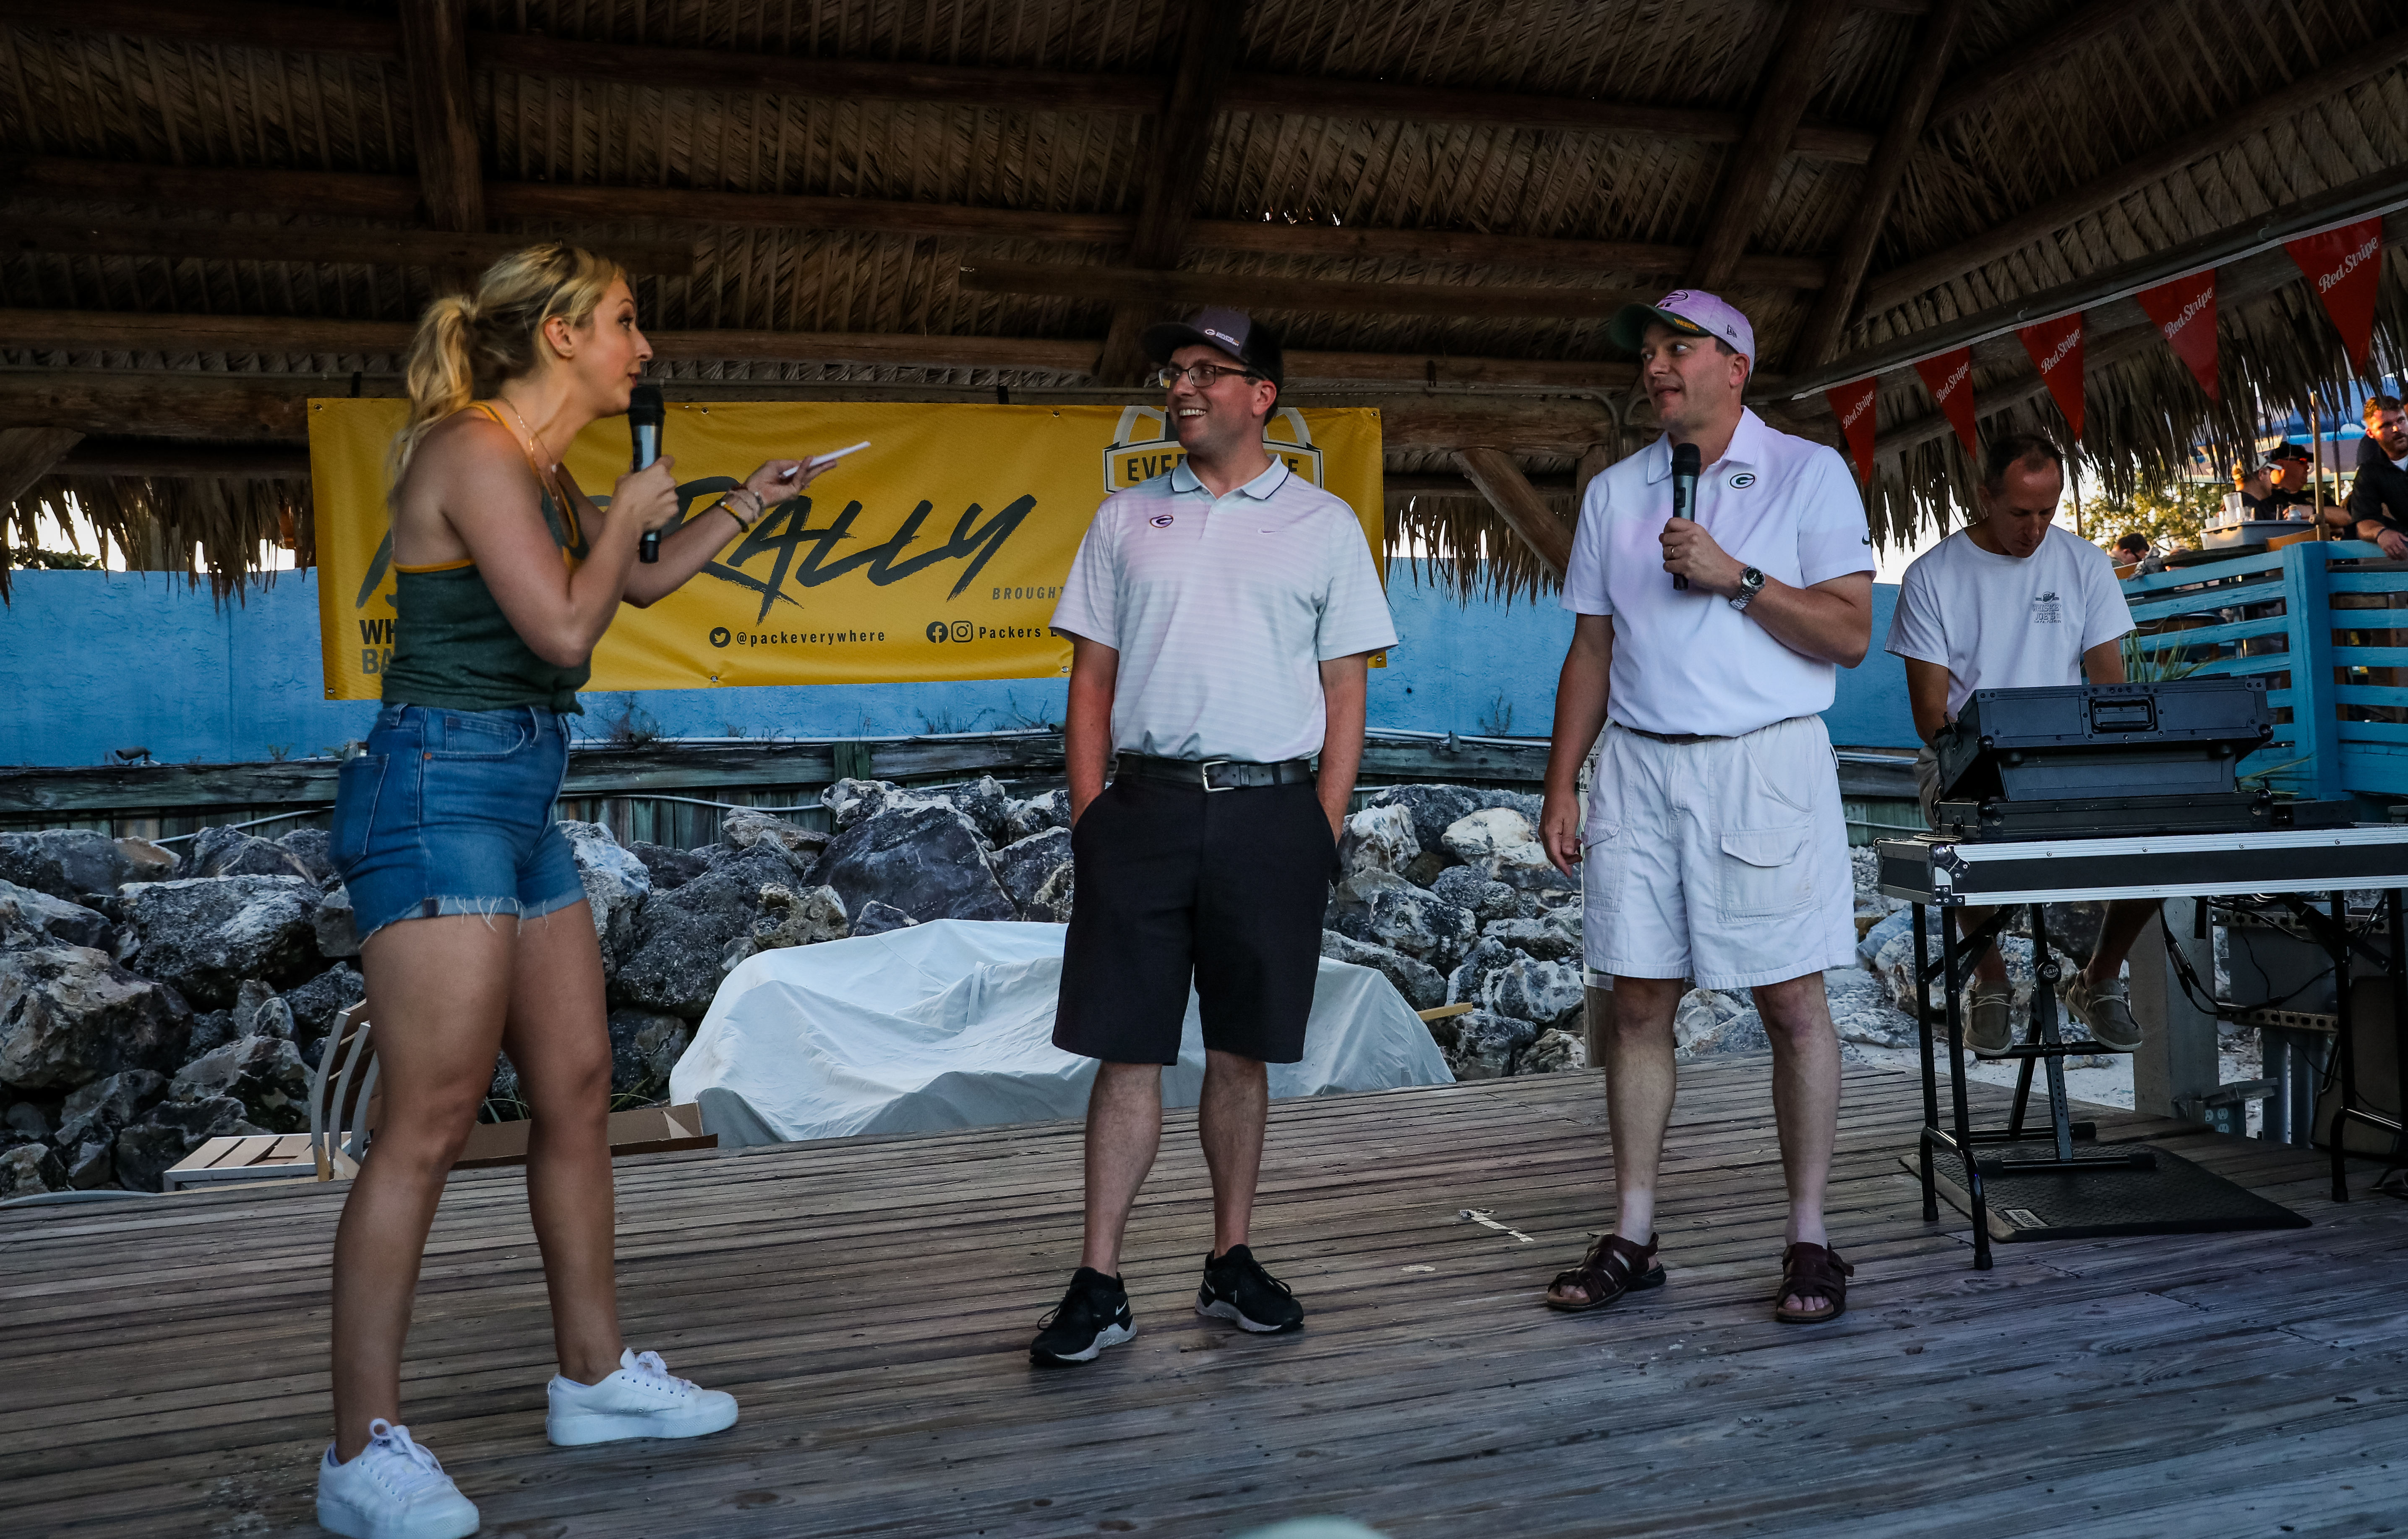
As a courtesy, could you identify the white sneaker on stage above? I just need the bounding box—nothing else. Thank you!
[545,1348,739,1447]
[315,1419,480,1539]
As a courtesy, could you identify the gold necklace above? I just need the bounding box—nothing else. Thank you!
[493,394,561,497]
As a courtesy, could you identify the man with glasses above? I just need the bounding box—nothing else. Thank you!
[1029,306,1397,1366]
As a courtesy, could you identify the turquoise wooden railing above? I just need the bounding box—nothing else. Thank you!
[2121,538,2408,801]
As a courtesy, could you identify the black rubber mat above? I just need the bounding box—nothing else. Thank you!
[1900,1142,2310,1242]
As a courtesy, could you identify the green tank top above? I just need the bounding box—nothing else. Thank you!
[381,410,594,713]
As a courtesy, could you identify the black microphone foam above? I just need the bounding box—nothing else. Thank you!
[1670,442,1701,591]
[630,384,665,563]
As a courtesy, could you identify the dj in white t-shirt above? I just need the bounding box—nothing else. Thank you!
[1884,433,2155,1061]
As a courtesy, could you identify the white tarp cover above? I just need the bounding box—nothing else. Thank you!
[670,919,1453,1146]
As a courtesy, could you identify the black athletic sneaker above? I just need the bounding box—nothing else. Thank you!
[1195,1245,1304,1333]
[1030,1267,1135,1366]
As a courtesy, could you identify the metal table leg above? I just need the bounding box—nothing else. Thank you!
[1913,902,1939,1223]
[1941,907,1990,1270]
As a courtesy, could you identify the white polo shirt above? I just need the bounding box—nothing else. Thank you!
[1051,458,1398,762]
[1886,525,2135,718]
[1562,409,1874,738]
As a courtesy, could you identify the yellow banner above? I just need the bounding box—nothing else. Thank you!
[309,401,1384,700]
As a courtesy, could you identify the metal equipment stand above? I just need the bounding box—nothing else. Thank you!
[2270,891,2408,1203]
[1911,902,2147,1270]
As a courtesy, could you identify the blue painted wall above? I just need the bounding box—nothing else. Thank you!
[0,567,1919,766]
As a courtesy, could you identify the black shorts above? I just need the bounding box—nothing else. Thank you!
[1053,777,1338,1066]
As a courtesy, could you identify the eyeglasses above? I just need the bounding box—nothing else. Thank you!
[1155,363,1263,389]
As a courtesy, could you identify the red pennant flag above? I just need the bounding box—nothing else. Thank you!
[2285,217,2385,374]
[1912,347,1980,460]
[2135,270,2218,401]
[1826,377,1878,484]
[2016,313,2085,444]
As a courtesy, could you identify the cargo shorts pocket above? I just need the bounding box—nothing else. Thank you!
[1719,824,1812,919]
[1581,826,1623,914]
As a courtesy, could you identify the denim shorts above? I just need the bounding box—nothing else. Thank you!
[330,703,585,944]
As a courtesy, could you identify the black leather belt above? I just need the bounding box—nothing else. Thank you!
[1620,725,1731,745]
[1114,753,1316,792]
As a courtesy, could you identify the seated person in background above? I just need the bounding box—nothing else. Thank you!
[2262,442,2322,522]
[2112,531,2164,574]
[2231,458,2281,518]
[2347,394,2408,559]
[1886,433,2160,1056]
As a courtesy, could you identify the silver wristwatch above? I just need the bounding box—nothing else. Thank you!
[1729,566,1766,611]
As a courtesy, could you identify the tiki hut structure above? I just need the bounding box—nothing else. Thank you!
[3,0,2407,603]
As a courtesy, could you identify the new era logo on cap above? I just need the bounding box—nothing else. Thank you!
[1607,289,1756,363]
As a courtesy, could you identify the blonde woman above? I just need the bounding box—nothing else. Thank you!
[318,244,824,1539]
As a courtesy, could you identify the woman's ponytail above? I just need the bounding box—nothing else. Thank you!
[391,293,480,489]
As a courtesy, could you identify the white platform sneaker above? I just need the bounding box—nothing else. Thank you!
[545,1348,739,1447]
[316,1419,480,1539]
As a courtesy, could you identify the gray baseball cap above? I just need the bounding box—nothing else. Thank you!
[1607,289,1756,363]
[1141,305,1284,388]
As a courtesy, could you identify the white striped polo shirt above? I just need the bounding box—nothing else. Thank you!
[1051,458,1398,762]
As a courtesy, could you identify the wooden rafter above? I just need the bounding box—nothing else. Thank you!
[0,428,84,508]
[1863,24,2408,313]
[395,0,483,292]
[1454,448,1575,578]
[1687,0,1853,291]
[1093,0,1250,384]
[1922,0,2157,131]
[1784,0,1966,371]
[0,158,1825,289]
[0,0,1881,164]
[962,261,1666,320]
[4,218,695,276]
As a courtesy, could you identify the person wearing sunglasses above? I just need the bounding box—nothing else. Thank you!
[1030,306,1397,1365]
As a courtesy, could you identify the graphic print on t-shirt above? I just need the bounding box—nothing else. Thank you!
[2030,590,2063,624]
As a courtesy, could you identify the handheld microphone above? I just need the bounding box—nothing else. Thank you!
[1669,441,1701,591]
[629,384,665,563]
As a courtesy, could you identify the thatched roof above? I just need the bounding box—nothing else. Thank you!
[4,0,2407,603]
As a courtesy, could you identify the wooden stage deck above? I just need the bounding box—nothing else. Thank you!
[9,1060,2408,1538]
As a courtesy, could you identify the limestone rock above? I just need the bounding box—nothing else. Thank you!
[277,826,337,884]
[0,829,146,903]
[54,1069,168,1150]
[1519,1028,1587,1075]
[1445,936,1518,1007]
[561,820,652,975]
[1325,871,1476,971]
[1429,865,1520,924]
[0,1141,65,1197]
[1824,967,1916,1050]
[720,807,831,862]
[183,1009,239,1062]
[628,841,709,892]
[992,828,1075,922]
[1482,955,1586,1035]
[822,777,940,833]
[1362,785,1544,865]
[63,1138,114,1189]
[121,876,319,1007]
[184,826,316,881]
[231,977,295,1040]
[0,945,191,1089]
[1449,1011,1538,1080]
[111,1124,194,1193]
[1337,803,1420,883]
[1441,807,1574,895]
[313,880,360,959]
[4,1100,50,1137]
[1482,914,1580,964]
[854,901,919,935]
[116,837,179,884]
[813,803,1017,925]
[1320,930,1447,1011]
[613,846,804,1018]
[608,1007,693,1097]
[170,1035,310,1134]
[1007,789,1071,842]
[282,964,365,1040]
[951,776,1021,849]
[1674,988,1767,1059]
[0,878,114,951]
[723,883,851,971]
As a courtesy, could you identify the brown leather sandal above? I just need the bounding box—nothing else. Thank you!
[1772,1242,1854,1323]
[1543,1232,1664,1313]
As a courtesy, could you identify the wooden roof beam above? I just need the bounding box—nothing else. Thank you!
[1094,0,1250,384]
[1784,0,1967,371]
[1453,447,1575,578]
[4,217,696,276]
[1863,24,2408,312]
[1923,0,2158,131]
[0,427,84,506]
[1688,0,1853,291]
[963,259,1670,319]
[396,0,484,292]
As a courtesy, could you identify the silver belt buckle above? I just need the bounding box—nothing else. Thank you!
[1199,758,1233,792]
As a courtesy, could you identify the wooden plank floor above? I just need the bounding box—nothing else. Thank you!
[8,1059,2408,1539]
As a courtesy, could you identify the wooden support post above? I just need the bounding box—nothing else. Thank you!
[1785,0,1965,370]
[397,0,485,293]
[1687,0,1852,291]
[0,427,85,507]
[1094,0,1249,384]
[1454,447,1574,578]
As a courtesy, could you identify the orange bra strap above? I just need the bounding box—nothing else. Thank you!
[470,401,562,504]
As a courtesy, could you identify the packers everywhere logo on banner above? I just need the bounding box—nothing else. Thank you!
[309,402,1383,700]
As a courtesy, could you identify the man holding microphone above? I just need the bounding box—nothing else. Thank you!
[1537,291,1875,1325]
[1030,306,1397,1366]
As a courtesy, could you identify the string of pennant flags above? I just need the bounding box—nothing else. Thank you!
[1824,214,2388,483]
